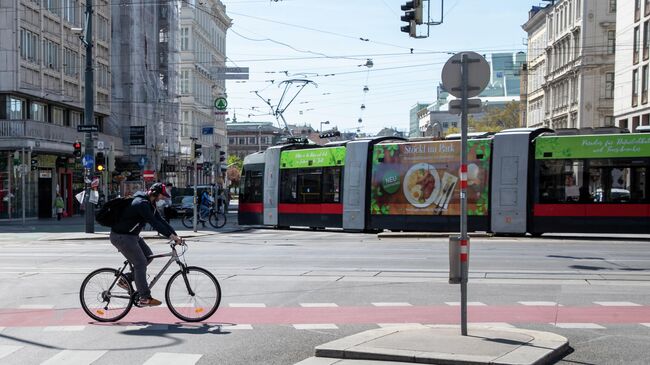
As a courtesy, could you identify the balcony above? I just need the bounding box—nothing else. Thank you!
[0,119,123,154]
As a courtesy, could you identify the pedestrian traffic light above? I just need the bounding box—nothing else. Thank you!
[73,141,82,158]
[193,142,202,159]
[400,0,422,38]
[31,157,38,171]
[96,152,105,172]
[219,150,226,163]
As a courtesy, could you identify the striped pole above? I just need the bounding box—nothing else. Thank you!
[459,53,470,336]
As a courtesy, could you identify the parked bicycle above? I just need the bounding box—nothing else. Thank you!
[79,240,221,322]
[181,205,227,229]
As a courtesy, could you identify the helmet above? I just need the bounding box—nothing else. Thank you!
[148,183,170,198]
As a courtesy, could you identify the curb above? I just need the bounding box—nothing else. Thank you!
[378,232,492,239]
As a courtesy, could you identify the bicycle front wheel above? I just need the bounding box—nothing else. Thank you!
[80,268,133,322]
[165,266,221,322]
[208,211,227,229]
[181,214,194,229]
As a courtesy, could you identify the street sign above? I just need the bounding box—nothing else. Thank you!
[143,170,155,180]
[202,127,214,135]
[82,154,94,169]
[129,126,146,146]
[77,125,99,133]
[214,67,249,80]
[215,67,249,73]
[214,73,249,80]
[97,141,105,150]
[214,97,228,110]
[214,111,228,115]
[441,52,490,98]
[138,156,147,168]
[448,99,482,115]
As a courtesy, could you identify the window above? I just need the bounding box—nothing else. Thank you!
[181,28,189,51]
[62,0,77,25]
[43,39,60,70]
[7,97,25,120]
[45,0,61,16]
[607,30,615,55]
[240,169,263,203]
[605,72,615,99]
[180,70,190,94]
[229,137,235,145]
[20,29,39,62]
[51,107,63,125]
[646,0,650,16]
[634,26,640,64]
[635,0,641,20]
[238,137,245,145]
[633,69,639,107]
[248,137,256,145]
[609,0,616,13]
[643,65,649,104]
[63,48,78,77]
[31,102,45,122]
[644,21,649,60]
[70,111,81,128]
[322,167,342,203]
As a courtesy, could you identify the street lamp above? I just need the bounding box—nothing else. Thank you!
[257,125,262,152]
[320,120,330,132]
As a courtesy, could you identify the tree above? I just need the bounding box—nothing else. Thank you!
[227,166,241,187]
[444,101,521,137]
[227,154,243,170]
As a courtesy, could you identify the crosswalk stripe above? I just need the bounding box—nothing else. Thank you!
[40,350,107,365]
[0,327,4,333]
[299,303,339,307]
[209,324,254,331]
[0,345,22,360]
[125,324,169,331]
[377,323,425,328]
[228,303,266,307]
[371,302,412,307]
[445,302,487,306]
[43,326,85,332]
[142,352,203,365]
[553,323,605,329]
[594,301,642,307]
[518,301,561,306]
[641,323,650,328]
[293,324,339,330]
[18,304,55,309]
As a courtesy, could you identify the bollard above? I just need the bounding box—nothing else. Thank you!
[449,236,461,284]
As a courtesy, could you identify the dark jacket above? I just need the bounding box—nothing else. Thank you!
[111,195,177,237]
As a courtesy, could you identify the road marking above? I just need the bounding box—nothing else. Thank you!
[293,324,339,330]
[377,323,425,328]
[299,303,339,307]
[142,352,203,365]
[43,326,86,332]
[553,323,605,329]
[0,345,22,360]
[371,302,412,307]
[41,350,108,365]
[0,327,4,333]
[18,304,54,309]
[594,301,642,307]
[209,324,253,331]
[518,301,562,306]
[228,303,266,308]
[125,324,169,331]
[445,302,487,306]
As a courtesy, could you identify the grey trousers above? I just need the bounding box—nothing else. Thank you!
[109,232,153,298]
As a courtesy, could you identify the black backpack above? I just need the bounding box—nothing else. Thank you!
[96,197,134,227]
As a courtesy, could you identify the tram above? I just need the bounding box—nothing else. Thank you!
[238,128,650,235]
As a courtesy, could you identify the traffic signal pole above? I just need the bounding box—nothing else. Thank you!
[83,0,95,233]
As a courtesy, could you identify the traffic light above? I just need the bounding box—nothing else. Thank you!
[73,141,82,158]
[31,157,38,171]
[95,152,105,172]
[193,142,202,159]
[400,0,422,38]
[219,150,226,163]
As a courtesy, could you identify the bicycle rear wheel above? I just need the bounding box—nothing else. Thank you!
[208,211,227,229]
[80,268,134,322]
[165,266,221,322]
[181,214,194,229]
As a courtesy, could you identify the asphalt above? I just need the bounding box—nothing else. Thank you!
[298,324,570,365]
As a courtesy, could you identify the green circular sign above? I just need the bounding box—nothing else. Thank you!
[382,170,401,194]
[214,97,228,110]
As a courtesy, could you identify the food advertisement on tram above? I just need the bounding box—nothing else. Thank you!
[370,140,491,216]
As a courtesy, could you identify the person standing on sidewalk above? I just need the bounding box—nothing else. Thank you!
[54,193,65,221]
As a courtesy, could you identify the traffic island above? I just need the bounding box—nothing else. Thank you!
[297,324,569,365]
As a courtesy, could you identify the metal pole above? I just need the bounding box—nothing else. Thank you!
[21,148,25,225]
[460,53,469,336]
[83,0,95,233]
[192,139,198,232]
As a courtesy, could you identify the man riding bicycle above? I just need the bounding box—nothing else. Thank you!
[110,183,182,306]
[198,189,214,226]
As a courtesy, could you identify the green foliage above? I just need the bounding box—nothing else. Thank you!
[227,155,243,170]
[445,101,521,137]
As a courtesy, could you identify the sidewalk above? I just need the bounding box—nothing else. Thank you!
[296,324,569,365]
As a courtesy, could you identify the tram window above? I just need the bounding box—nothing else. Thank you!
[280,169,299,203]
[322,167,342,203]
[538,160,588,203]
[298,169,322,203]
[241,170,263,203]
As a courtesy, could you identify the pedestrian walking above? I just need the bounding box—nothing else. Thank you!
[54,193,65,221]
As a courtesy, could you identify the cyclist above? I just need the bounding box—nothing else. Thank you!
[110,183,182,307]
[198,189,213,226]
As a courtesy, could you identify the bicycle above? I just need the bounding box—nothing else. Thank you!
[181,205,227,229]
[79,240,221,322]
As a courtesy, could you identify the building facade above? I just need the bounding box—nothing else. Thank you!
[523,0,616,129]
[613,0,650,131]
[111,1,181,188]
[0,0,121,219]
[227,122,283,159]
[409,103,429,137]
[179,0,231,186]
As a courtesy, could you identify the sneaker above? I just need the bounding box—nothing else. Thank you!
[138,297,162,307]
[117,277,130,291]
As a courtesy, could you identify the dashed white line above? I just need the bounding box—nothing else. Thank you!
[553,323,605,329]
[18,304,55,309]
[210,324,254,331]
[518,301,561,306]
[43,326,86,332]
[641,323,650,328]
[594,301,642,307]
[40,350,108,365]
[445,302,487,306]
[0,345,22,360]
[371,302,412,307]
[299,303,339,307]
[142,352,203,365]
[293,324,339,330]
[377,323,425,328]
[228,303,266,308]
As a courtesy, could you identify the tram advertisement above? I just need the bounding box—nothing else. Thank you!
[370,140,491,216]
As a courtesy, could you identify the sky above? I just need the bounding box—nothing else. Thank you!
[222,0,541,135]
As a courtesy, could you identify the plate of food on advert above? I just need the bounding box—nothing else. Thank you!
[403,163,440,208]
